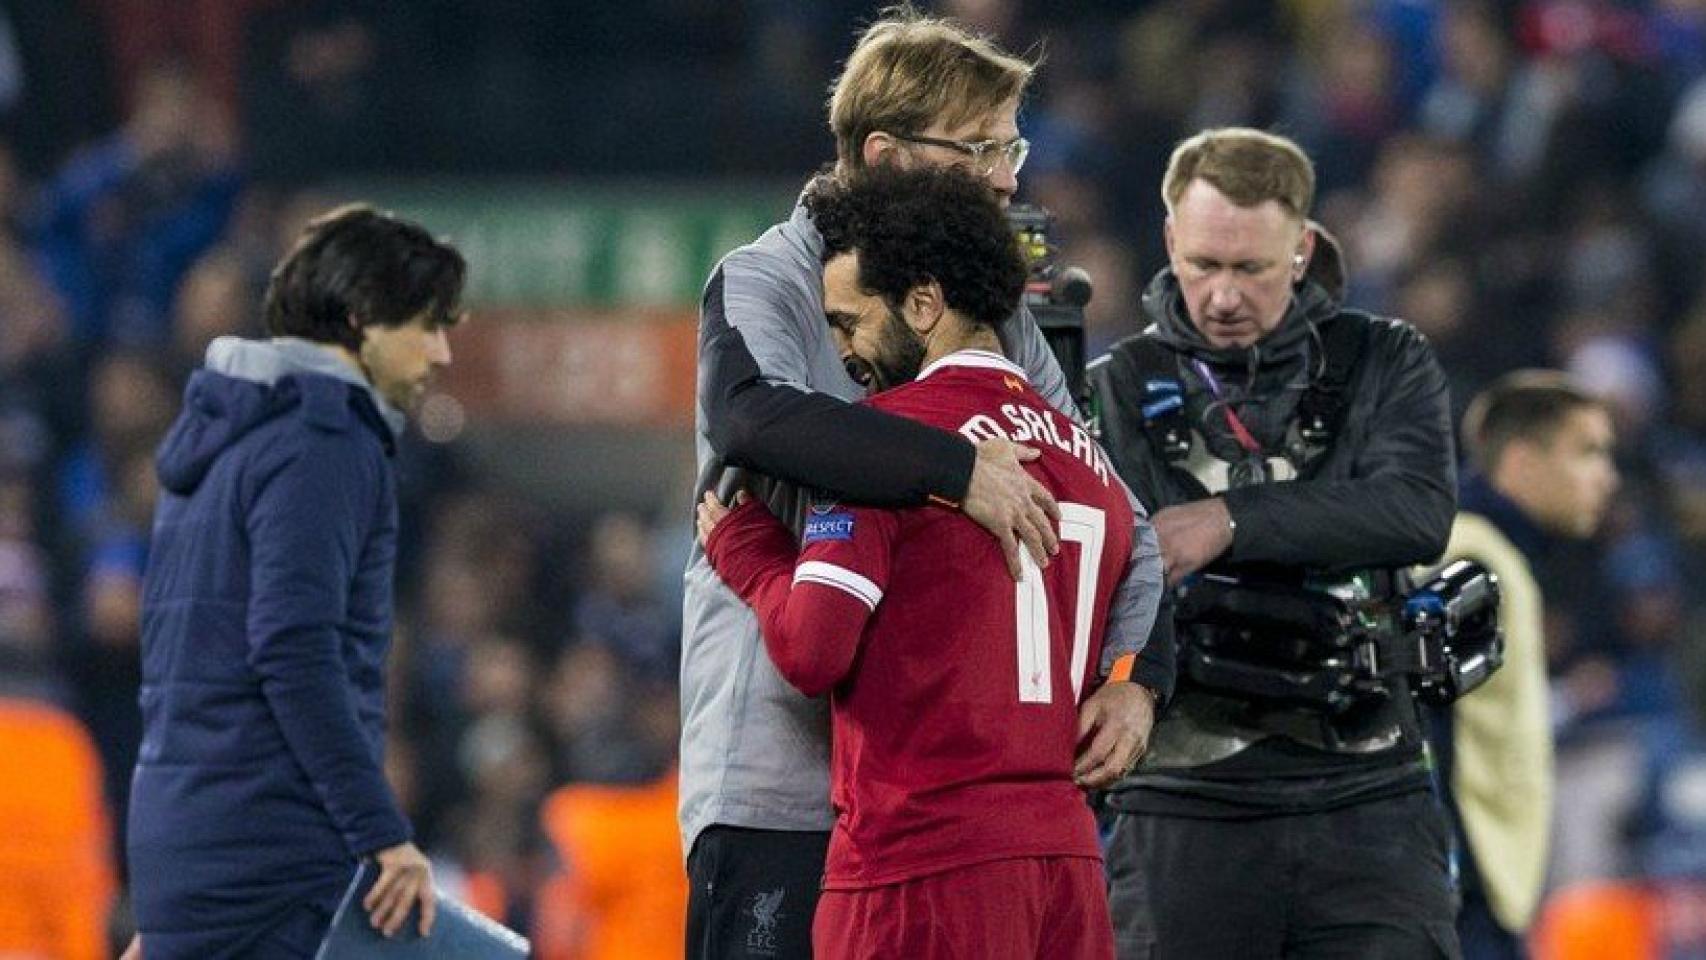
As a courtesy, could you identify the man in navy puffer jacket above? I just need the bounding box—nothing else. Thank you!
[125,204,464,959]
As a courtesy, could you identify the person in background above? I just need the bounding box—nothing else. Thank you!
[33,61,242,348]
[533,683,686,960]
[0,511,113,960]
[125,204,463,958]
[1439,372,1618,959]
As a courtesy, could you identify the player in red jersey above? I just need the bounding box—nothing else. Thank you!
[697,165,1162,959]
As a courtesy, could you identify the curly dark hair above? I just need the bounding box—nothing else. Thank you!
[805,165,1025,330]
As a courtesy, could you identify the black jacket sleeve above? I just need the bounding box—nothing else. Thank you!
[1084,352,1178,702]
[701,266,975,507]
[1223,318,1457,570]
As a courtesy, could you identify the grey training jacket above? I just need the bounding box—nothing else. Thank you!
[679,198,1163,857]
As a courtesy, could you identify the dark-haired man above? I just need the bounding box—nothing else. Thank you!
[699,164,1158,960]
[682,9,1170,957]
[126,204,464,958]
[1437,371,1618,958]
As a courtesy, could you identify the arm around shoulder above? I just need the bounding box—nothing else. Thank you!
[700,260,975,506]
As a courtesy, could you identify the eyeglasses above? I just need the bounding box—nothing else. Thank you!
[892,133,1030,176]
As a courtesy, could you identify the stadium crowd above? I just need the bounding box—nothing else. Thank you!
[3,0,1706,956]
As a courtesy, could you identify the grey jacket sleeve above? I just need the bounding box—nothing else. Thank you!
[1006,301,1079,420]
[1223,319,1457,569]
[1100,520,1175,702]
[1099,517,1163,670]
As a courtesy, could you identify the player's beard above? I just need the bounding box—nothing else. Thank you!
[865,306,927,393]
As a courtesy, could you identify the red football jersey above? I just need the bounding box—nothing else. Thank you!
[717,349,1136,889]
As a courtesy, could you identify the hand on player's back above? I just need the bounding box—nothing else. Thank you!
[963,438,1060,581]
[1074,681,1157,788]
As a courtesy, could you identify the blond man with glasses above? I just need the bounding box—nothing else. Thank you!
[681,7,1168,958]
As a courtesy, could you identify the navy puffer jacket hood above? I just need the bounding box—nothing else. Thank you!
[156,337,403,495]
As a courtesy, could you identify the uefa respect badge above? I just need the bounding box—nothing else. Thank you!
[803,502,855,543]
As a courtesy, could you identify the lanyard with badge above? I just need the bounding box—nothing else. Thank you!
[1190,358,1270,488]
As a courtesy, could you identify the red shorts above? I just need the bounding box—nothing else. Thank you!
[813,856,1113,960]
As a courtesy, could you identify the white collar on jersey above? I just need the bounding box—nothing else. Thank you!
[916,349,1029,382]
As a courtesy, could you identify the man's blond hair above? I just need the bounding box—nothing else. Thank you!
[828,5,1035,169]
[1162,128,1316,220]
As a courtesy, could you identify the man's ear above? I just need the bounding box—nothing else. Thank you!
[863,131,904,170]
[1163,216,1176,265]
[1293,224,1318,281]
[1495,439,1546,491]
[904,279,945,336]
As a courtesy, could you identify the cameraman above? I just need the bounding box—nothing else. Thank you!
[1088,128,1459,958]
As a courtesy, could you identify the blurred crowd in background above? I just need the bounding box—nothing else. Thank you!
[5,0,1706,956]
